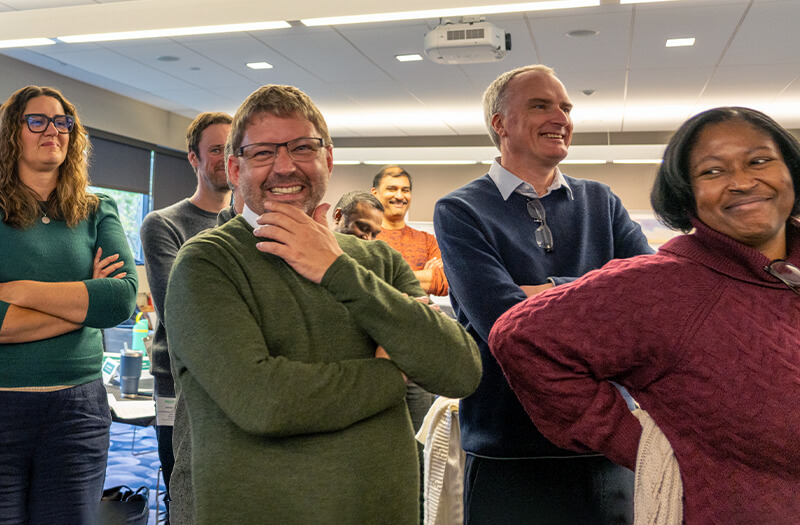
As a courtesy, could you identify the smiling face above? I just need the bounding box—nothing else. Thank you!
[227,113,332,215]
[18,95,70,178]
[492,70,574,171]
[690,119,796,259]
[190,122,231,192]
[372,170,411,223]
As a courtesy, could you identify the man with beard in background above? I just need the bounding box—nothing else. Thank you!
[140,111,232,524]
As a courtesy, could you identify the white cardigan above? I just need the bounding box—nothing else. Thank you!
[416,397,465,525]
[632,408,684,525]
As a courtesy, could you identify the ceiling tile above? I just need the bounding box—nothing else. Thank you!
[721,0,800,66]
[630,1,749,69]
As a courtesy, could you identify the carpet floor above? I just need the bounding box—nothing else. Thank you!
[105,422,165,524]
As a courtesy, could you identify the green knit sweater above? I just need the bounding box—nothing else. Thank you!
[0,194,138,387]
[165,215,481,524]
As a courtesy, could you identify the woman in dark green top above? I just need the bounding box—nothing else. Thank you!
[0,86,137,523]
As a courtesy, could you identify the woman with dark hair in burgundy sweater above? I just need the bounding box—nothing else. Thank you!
[490,106,800,524]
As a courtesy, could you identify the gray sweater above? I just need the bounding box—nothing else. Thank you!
[140,198,219,397]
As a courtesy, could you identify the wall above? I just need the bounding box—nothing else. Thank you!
[324,161,659,223]
[0,54,191,151]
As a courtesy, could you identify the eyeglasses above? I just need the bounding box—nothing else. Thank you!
[23,114,74,134]
[235,137,325,166]
[764,259,800,296]
[526,199,554,252]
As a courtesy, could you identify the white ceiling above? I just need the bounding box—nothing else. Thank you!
[1,0,799,144]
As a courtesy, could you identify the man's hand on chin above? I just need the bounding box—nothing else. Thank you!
[253,201,344,283]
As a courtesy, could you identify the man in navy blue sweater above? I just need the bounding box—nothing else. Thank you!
[434,65,653,524]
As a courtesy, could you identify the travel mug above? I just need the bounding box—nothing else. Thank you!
[119,348,143,398]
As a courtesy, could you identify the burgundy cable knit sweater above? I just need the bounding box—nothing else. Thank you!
[490,219,800,525]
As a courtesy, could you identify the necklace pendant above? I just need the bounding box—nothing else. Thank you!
[41,216,50,224]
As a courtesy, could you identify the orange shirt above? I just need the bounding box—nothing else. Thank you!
[376,225,449,296]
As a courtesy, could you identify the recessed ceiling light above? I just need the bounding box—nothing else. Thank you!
[58,21,291,43]
[301,0,599,27]
[0,37,55,49]
[156,55,180,62]
[246,62,274,70]
[396,54,424,62]
[566,29,599,38]
[666,37,695,48]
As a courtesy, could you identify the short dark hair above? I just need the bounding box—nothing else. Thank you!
[186,112,232,157]
[372,165,412,190]
[335,190,383,218]
[652,106,800,232]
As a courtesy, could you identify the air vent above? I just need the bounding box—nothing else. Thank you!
[447,28,485,41]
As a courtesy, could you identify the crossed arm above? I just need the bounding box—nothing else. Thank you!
[0,248,127,343]
[167,202,480,437]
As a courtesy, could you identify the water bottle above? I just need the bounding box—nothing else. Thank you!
[132,312,149,352]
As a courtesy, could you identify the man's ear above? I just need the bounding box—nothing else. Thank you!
[325,145,334,173]
[491,113,506,138]
[370,187,378,197]
[227,155,240,186]
[332,207,343,225]
[188,149,200,169]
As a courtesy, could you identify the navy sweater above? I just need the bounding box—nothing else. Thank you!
[434,173,653,458]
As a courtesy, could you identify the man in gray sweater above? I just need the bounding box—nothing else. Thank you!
[139,111,232,524]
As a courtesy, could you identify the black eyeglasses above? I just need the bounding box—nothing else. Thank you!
[235,137,325,166]
[764,259,800,296]
[526,199,554,252]
[23,114,74,134]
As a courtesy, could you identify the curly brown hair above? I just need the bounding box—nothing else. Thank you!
[0,85,98,228]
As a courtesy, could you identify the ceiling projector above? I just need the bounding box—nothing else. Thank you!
[424,20,511,64]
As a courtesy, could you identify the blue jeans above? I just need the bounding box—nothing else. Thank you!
[0,379,112,525]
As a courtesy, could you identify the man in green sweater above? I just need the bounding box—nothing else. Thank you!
[165,84,482,524]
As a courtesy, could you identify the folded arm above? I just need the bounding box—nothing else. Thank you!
[0,303,81,343]
[0,280,89,324]
[322,251,481,398]
[488,263,676,470]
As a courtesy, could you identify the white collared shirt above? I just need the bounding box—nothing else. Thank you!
[487,157,574,201]
[241,204,262,229]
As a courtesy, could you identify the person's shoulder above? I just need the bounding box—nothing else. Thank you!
[437,174,498,208]
[182,215,249,253]
[404,224,436,241]
[555,250,679,302]
[141,198,189,225]
[562,174,612,194]
[439,174,492,199]
[92,192,123,219]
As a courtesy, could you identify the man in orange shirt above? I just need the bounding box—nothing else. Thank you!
[371,165,448,296]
